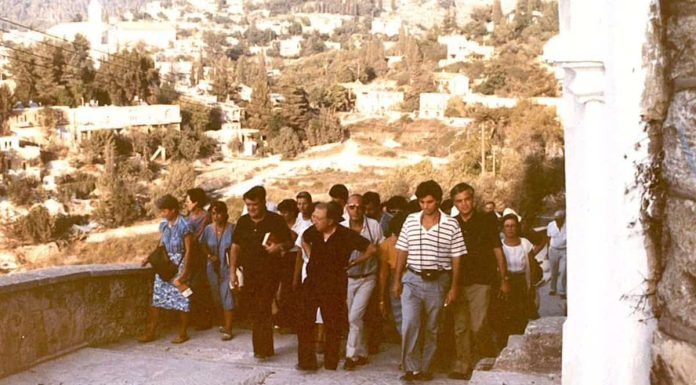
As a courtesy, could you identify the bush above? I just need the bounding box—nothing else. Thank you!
[269,127,304,159]
[56,172,97,202]
[7,177,43,206]
[146,161,196,217]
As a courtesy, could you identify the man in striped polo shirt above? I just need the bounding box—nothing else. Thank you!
[392,180,467,382]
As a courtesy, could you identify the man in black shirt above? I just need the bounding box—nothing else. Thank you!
[296,201,378,371]
[230,186,292,359]
[448,183,510,380]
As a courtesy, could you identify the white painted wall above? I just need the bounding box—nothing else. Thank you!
[553,1,657,385]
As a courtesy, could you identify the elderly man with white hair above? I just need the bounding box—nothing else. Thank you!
[547,210,567,299]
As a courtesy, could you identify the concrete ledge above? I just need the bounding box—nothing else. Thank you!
[0,264,155,379]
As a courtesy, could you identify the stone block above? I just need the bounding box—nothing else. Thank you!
[652,331,696,385]
[663,91,696,199]
[469,370,561,385]
[494,317,564,374]
[666,10,696,80]
[657,197,696,330]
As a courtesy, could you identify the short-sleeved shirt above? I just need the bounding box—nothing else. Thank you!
[547,220,566,249]
[302,225,371,293]
[456,211,502,286]
[201,223,235,269]
[232,212,292,273]
[159,215,193,257]
[396,210,467,271]
[342,215,384,277]
[503,237,534,273]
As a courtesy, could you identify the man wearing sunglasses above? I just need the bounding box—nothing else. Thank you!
[342,194,385,370]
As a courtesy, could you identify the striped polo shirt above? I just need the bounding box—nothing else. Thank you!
[396,210,467,271]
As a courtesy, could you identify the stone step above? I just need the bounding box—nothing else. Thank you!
[469,370,561,385]
[493,316,565,374]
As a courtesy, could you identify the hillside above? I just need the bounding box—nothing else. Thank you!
[1,0,147,28]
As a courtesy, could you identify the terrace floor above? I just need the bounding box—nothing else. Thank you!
[1,281,565,385]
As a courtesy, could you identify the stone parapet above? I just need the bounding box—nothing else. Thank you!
[0,264,154,378]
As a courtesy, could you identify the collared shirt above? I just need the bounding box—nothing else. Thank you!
[302,225,371,293]
[456,211,502,286]
[396,210,467,271]
[232,212,291,273]
[547,220,567,249]
[342,215,384,277]
[159,215,193,256]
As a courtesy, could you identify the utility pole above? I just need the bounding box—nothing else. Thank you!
[480,124,486,174]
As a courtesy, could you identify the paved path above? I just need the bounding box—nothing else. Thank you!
[1,288,565,385]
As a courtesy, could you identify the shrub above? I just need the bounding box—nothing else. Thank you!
[7,177,43,206]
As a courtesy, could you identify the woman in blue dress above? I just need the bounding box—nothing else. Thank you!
[200,201,236,340]
[139,194,195,344]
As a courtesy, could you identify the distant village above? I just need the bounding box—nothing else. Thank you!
[0,0,564,272]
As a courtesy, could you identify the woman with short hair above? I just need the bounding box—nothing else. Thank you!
[139,194,195,344]
[200,201,236,340]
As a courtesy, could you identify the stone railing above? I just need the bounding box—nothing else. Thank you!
[0,264,154,378]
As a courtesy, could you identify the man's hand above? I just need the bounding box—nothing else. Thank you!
[391,281,402,300]
[230,270,240,290]
[444,287,457,307]
[264,242,282,255]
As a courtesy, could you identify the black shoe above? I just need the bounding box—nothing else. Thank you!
[448,371,472,380]
[416,372,433,381]
[295,363,318,371]
[343,358,356,370]
[355,356,368,366]
[400,372,416,381]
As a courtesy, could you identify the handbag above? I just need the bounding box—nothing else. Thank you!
[529,255,543,287]
[147,244,182,282]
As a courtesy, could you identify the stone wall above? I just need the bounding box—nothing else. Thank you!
[652,1,696,384]
[0,264,154,379]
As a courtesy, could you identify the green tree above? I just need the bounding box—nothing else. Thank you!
[269,126,304,158]
[35,42,73,106]
[280,85,312,133]
[11,205,53,244]
[94,48,161,105]
[211,57,235,102]
[93,141,140,228]
[492,0,504,23]
[147,161,196,216]
[246,54,273,134]
[0,85,14,134]
[318,84,353,112]
[305,108,344,146]
[61,34,96,106]
[8,48,39,104]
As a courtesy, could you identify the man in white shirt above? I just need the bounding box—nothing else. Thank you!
[392,180,467,381]
[342,194,384,370]
[547,210,567,298]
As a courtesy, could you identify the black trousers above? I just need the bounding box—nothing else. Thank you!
[297,284,348,369]
[274,252,298,329]
[246,267,280,356]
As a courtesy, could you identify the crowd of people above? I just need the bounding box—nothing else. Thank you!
[139,180,567,381]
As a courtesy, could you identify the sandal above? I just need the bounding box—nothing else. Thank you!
[171,335,190,344]
[221,332,234,341]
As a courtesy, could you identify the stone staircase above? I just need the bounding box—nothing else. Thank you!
[469,316,565,385]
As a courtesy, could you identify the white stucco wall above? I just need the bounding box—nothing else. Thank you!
[554,1,657,385]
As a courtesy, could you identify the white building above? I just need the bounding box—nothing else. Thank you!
[155,61,193,86]
[255,20,291,35]
[418,93,453,119]
[297,13,350,35]
[437,35,495,67]
[238,84,253,102]
[435,72,470,96]
[354,89,404,116]
[371,16,403,37]
[325,41,342,51]
[279,36,303,58]
[46,0,176,65]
